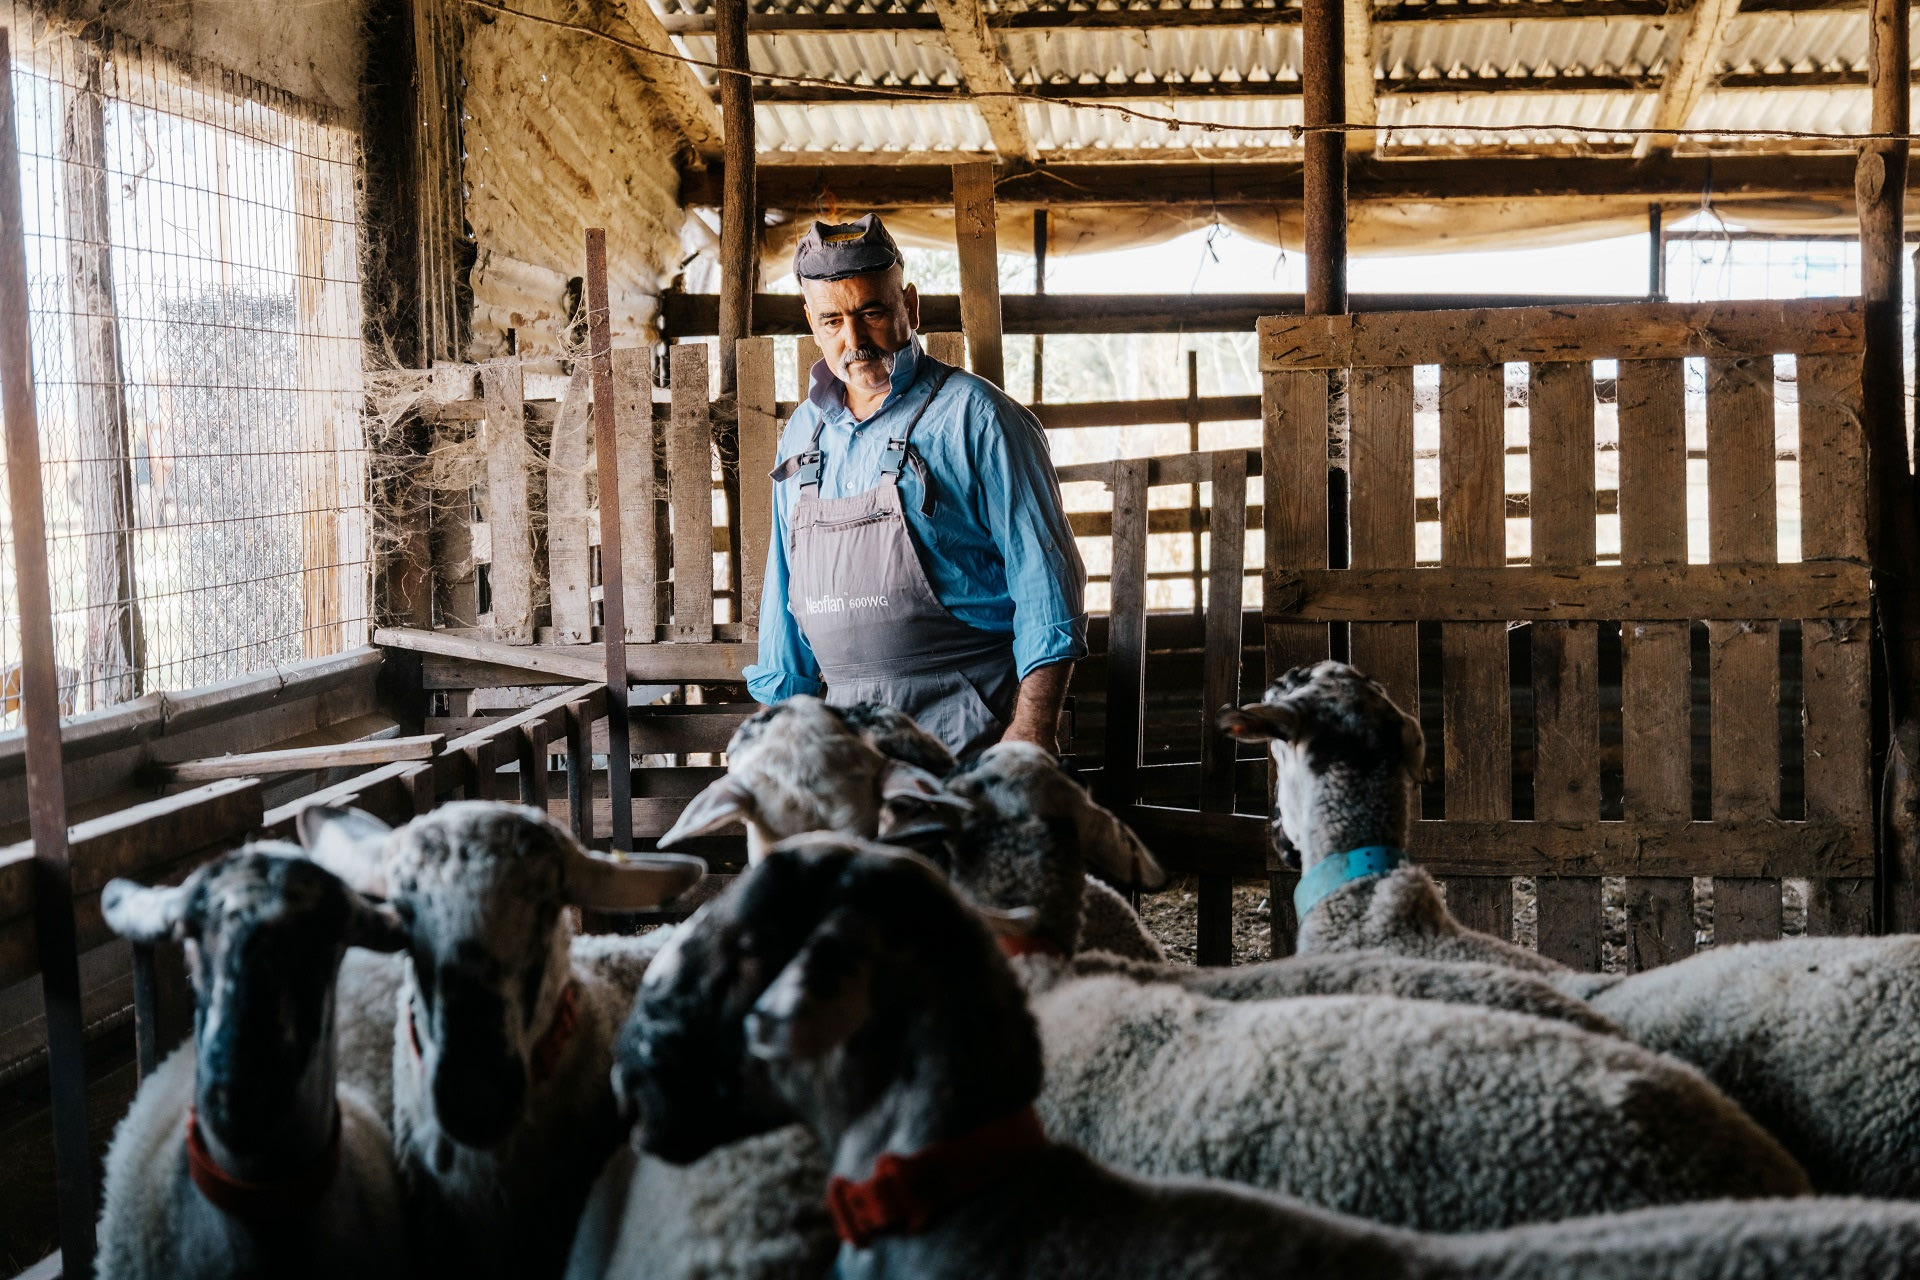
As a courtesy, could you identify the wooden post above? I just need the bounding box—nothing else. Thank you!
[668,344,716,642]
[953,162,1006,388]
[715,0,756,395]
[0,31,98,1275]
[1859,0,1920,931]
[585,230,635,850]
[61,46,144,710]
[1032,209,1047,403]
[1647,204,1665,299]
[1302,0,1347,317]
[481,360,533,643]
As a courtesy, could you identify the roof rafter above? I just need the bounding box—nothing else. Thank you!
[1636,0,1745,158]
[927,0,1035,159]
[605,0,725,158]
[1347,0,1378,153]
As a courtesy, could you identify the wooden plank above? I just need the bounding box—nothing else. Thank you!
[1635,0,1743,158]
[546,369,594,644]
[1262,370,1330,678]
[432,430,479,628]
[1056,447,1262,489]
[796,337,823,394]
[923,331,966,367]
[1258,298,1865,370]
[1200,451,1248,812]
[1118,808,1872,879]
[1103,459,1150,811]
[158,734,441,782]
[518,720,551,807]
[1438,362,1510,934]
[1031,392,1261,431]
[614,346,660,640]
[1797,351,1874,929]
[1346,365,1418,713]
[953,163,1006,387]
[481,360,533,643]
[1528,360,1602,968]
[628,707,752,755]
[1706,354,1783,944]
[1615,356,1695,969]
[668,343,715,641]
[736,337,779,641]
[1264,561,1867,622]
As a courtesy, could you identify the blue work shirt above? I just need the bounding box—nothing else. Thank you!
[743,336,1088,705]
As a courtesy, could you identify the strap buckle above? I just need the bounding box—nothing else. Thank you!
[880,437,909,476]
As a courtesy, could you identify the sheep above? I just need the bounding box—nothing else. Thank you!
[96,845,411,1280]
[618,831,1808,1233]
[296,800,706,1280]
[1219,660,1568,973]
[1227,659,1920,1197]
[621,838,1920,1280]
[661,697,1168,963]
[881,741,1605,1033]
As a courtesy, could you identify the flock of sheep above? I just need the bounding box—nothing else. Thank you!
[89,661,1920,1279]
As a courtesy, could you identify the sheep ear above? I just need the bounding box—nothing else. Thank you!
[745,925,873,1064]
[877,760,972,844]
[879,760,971,811]
[657,776,757,848]
[561,836,707,911]
[1220,701,1299,743]
[296,805,394,900]
[101,876,196,944]
[1398,707,1426,778]
[1075,801,1168,891]
[976,904,1039,938]
[346,895,410,953]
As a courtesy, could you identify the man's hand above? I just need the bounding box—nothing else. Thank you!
[1001,661,1073,757]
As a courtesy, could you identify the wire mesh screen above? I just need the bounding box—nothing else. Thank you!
[0,13,367,729]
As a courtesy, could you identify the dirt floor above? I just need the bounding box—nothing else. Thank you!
[1138,876,1277,967]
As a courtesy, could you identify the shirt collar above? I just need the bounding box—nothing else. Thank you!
[807,334,926,422]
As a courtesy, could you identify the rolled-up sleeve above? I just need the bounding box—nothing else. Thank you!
[968,400,1089,679]
[742,429,826,704]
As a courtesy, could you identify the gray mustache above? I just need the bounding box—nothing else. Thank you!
[844,346,890,364]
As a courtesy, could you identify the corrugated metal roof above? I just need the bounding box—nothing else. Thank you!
[649,0,1900,157]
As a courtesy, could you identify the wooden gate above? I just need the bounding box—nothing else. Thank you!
[1258,299,1872,969]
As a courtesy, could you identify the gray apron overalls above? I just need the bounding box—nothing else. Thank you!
[773,359,1019,759]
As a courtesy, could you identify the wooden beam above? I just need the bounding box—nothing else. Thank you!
[599,0,725,159]
[1637,0,1743,159]
[715,0,755,394]
[929,0,1035,158]
[380,626,755,684]
[715,154,1862,212]
[1304,0,1348,315]
[953,163,1007,386]
[158,735,443,783]
[1259,297,1863,369]
[1345,0,1378,155]
[0,30,95,1272]
[586,230,636,850]
[662,290,1643,338]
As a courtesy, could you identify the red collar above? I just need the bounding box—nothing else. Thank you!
[186,1106,342,1222]
[825,1106,1051,1247]
[408,980,581,1086]
[997,933,1066,960]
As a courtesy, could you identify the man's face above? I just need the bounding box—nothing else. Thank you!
[801,269,920,402]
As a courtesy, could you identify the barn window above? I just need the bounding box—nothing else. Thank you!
[0,20,366,728]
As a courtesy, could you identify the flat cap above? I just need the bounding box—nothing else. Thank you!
[793,213,903,282]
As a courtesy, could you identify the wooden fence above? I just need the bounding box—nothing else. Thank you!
[1239,298,1870,966]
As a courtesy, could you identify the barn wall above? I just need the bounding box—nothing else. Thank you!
[461,4,687,359]
[66,0,368,120]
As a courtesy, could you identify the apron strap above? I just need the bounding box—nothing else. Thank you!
[769,410,832,489]
[881,364,954,516]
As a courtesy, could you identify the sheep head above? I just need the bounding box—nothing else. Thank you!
[102,846,406,1167]
[925,742,1165,955]
[1220,661,1424,871]
[296,801,703,1150]
[658,696,967,860]
[619,835,1040,1164]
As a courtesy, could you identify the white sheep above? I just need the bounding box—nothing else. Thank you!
[626,839,1920,1280]
[929,741,1615,1031]
[1228,659,1920,1197]
[297,801,705,1280]
[619,833,1809,1234]
[96,845,411,1280]
[662,698,1168,963]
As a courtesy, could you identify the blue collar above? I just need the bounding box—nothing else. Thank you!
[807,334,926,420]
[1293,846,1410,919]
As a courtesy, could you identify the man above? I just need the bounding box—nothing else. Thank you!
[743,213,1087,759]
